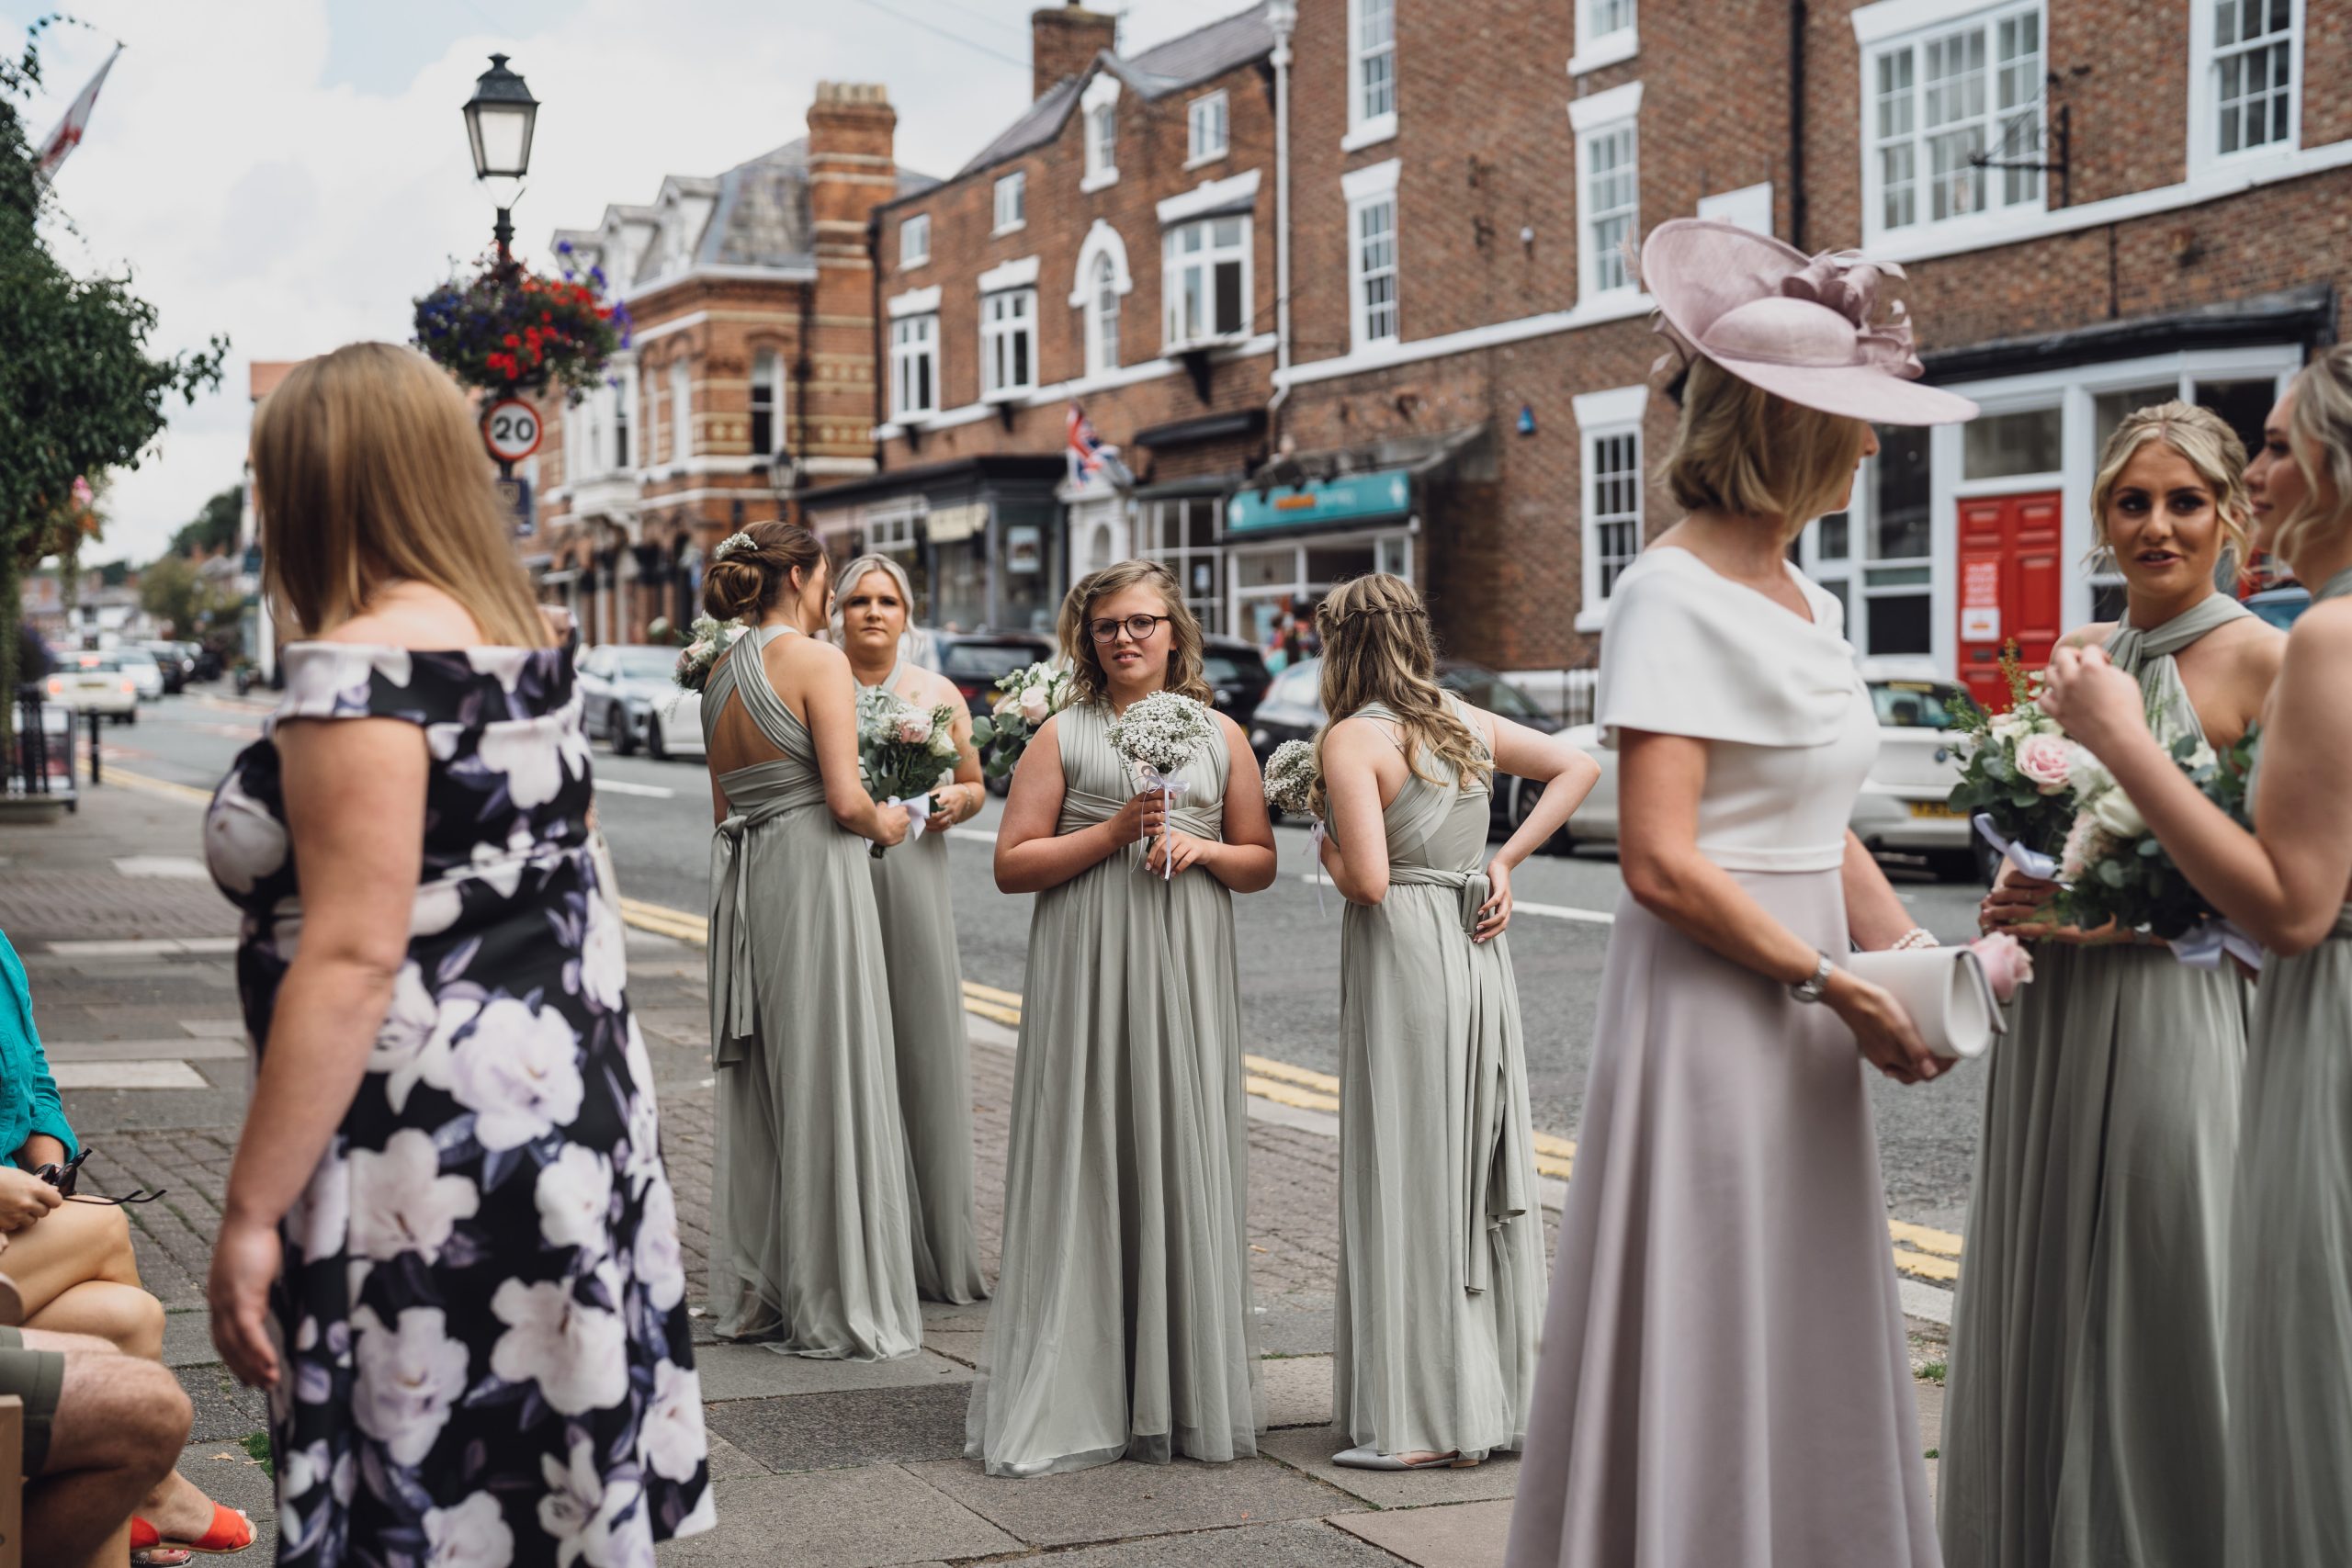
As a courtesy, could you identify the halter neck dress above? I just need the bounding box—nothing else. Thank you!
[1507,547,1934,1568]
[1940,592,2256,1568]
[857,656,989,1305]
[702,624,922,1359]
[204,642,712,1562]
[964,696,1261,1477]
[2226,564,2352,1567]
[1330,697,1543,1463]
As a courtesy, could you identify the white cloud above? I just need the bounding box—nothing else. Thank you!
[18,0,1233,564]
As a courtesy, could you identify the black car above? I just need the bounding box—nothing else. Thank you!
[1200,635,1272,723]
[920,630,1057,718]
[1246,656,1568,847]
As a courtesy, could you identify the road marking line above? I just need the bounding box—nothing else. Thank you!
[962,980,1023,1008]
[51,1059,210,1090]
[1892,1247,1961,1283]
[112,855,209,880]
[1889,1219,1965,1258]
[107,767,214,807]
[594,778,678,798]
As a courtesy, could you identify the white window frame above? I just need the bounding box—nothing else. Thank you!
[1344,0,1398,151]
[1086,254,1122,375]
[749,349,783,457]
[1080,73,1122,193]
[1859,0,2047,250]
[993,170,1027,235]
[1573,385,1646,632]
[1069,220,1135,381]
[1187,91,1230,166]
[1161,214,1253,352]
[899,213,930,267]
[1569,83,1642,304]
[981,288,1037,400]
[888,313,937,420]
[2189,0,2302,172]
[668,361,691,463]
[1569,0,1639,76]
[1343,158,1401,351]
[644,361,663,465]
[1697,180,1774,235]
[612,366,634,471]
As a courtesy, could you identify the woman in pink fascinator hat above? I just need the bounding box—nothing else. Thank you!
[1504,220,1973,1568]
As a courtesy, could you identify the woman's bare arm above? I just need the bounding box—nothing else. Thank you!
[993,716,1155,894]
[1185,716,1277,893]
[785,638,903,844]
[1317,718,1396,904]
[1484,712,1600,872]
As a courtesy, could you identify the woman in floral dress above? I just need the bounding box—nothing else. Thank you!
[202,344,712,1565]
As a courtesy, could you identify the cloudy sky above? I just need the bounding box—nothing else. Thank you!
[10,0,1238,565]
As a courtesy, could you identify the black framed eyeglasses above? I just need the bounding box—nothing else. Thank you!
[35,1148,167,1206]
[1087,614,1173,644]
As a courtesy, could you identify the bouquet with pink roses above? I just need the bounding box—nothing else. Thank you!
[1947,644,2080,880]
[856,688,962,859]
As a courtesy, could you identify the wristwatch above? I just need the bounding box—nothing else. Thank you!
[1789,952,1836,1004]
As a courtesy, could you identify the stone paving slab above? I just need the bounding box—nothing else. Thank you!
[163,1308,218,1369]
[905,1455,1362,1548]
[174,1360,270,1443]
[175,1436,279,1557]
[702,1382,973,1473]
[1261,1354,1335,1430]
[1329,1498,1514,1568]
[696,1341,972,1403]
[665,1464,1020,1567]
[1258,1427,1525,1509]
[1008,1518,1410,1567]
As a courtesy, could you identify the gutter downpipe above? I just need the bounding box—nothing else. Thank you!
[1266,0,1297,435]
[1789,0,1808,250]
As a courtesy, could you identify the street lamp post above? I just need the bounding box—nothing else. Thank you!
[462,53,538,284]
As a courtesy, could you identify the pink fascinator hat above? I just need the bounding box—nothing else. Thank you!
[1642,219,1978,427]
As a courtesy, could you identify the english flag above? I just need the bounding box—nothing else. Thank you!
[36,44,120,183]
[1066,402,1134,490]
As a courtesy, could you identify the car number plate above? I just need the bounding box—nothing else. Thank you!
[1908,800,1963,819]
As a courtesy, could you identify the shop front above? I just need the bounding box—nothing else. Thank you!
[799,456,1068,635]
[1223,469,1419,647]
[1795,291,2325,711]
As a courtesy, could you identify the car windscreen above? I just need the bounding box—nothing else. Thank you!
[614,649,679,680]
[1202,652,1263,686]
[1871,680,1963,729]
[940,642,1043,682]
[1441,668,1544,720]
[117,649,158,668]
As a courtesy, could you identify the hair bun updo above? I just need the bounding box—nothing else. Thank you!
[701,520,826,623]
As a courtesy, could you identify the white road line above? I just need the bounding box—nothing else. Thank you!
[1294,873,1616,924]
[593,778,678,799]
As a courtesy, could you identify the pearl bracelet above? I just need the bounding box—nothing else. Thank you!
[1890,927,1939,952]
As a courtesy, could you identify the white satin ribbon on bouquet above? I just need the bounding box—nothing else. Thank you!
[1972,813,2066,885]
[1306,818,1330,916]
[871,791,934,859]
[2170,919,2266,973]
[1136,763,1189,881]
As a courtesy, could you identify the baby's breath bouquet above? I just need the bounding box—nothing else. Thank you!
[1107,691,1215,880]
[1262,739,1320,819]
[672,615,744,693]
[856,689,963,859]
[971,660,1073,782]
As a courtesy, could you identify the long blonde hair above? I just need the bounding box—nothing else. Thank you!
[1310,573,1488,817]
[2274,345,2352,570]
[1659,356,1873,542]
[252,343,550,647]
[2090,400,2251,570]
[1057,559,1213,707]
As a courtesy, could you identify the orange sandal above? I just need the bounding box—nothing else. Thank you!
[137,1505,256,1556]
[129,1516,194,1565]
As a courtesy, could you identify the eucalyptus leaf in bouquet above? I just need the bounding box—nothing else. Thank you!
[970,660,1074,782]
[2057,728,2260,962]
[1947,643,2080,878]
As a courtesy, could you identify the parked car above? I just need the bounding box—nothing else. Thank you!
[2247,582,2311,629]
[115,646,165,702]
[1557,660,1981,879]
[48,650,141,721]
[575,644,689,756]
[919,630,1057,718]
[1246,656,1569,846]
[140,640,192,694]
[1201,635,1272,723]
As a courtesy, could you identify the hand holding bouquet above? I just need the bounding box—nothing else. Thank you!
[1107,691,1215,880]
[971,660,1073,782]
[1948,644,2079,881]
[2055,729,2261,968]
[856,688,963,859]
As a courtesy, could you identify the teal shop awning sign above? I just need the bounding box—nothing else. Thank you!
[1226,468,1412,535]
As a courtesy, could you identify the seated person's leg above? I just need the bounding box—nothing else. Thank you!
[10,1330,191,1568]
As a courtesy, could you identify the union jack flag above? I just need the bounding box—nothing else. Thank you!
[1066,402,1133,489]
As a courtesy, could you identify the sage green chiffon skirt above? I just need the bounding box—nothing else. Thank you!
[870,828,989,1304]
[2228,909,2352,1566]
[1939,942,2245,1568]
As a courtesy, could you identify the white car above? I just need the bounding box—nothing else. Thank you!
[575,644,705,760]
[644,687,705,760]
[114,645,165,702]
[48,650,141,721]
[1559,660,1977,880]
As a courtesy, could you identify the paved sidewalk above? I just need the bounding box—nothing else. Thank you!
[3,784,1946,1565]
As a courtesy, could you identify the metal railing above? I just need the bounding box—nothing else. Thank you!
[6,691,80,804]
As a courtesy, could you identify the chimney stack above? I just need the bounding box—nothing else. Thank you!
[1031,3,1117,101]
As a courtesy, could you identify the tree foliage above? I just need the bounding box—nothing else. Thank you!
[167,485,242,559]
[137,552,233,640]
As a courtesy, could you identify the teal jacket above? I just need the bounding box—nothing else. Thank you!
[0,931,77,1164]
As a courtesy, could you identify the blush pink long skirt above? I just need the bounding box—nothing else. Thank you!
[1505,868,1938,1568]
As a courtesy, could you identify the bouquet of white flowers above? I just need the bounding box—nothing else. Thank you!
[1107,690,1214,880]
[970,660,1073,783]
[1262,739,1319,818]
[857,688,962,859]
[672,615,745,693]
[2057,729,2262,969]
[1947,645,2080,880]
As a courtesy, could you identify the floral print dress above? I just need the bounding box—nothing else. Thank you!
[205,643,713,1568]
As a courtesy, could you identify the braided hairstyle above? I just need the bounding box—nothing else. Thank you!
[1309,573,1488,818]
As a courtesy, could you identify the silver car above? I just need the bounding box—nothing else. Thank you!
[1556,659,1978,881]
[575,644,700,759]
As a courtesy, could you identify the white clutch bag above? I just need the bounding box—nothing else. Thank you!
[1847,947,2005,1061]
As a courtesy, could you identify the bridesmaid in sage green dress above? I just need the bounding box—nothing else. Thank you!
[837,553,990,1305]
[1310,573,1597,1471]
[696,521,923,1360]
[966,559,1279,1477]
[1948,403,2280,1568]
[2041,356,2352,1568]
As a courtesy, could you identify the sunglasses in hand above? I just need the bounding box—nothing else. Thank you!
[32,1147,167,1207]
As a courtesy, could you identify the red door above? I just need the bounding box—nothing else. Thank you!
[1955,491,2062,713]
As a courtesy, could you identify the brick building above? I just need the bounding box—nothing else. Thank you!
[808,0,2350,708]
[532,84,930,646]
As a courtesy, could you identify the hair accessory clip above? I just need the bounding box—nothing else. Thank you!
[711,532,754,562]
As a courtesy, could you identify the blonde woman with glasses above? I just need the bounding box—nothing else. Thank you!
[1943,403,2279,1568]
[1310,573,1596,1473]
[2043,346,2352,1565]
[835,554,989,1306]
[965,560,1277,1478]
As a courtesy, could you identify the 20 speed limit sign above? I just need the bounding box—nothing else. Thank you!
[481,399,543,463]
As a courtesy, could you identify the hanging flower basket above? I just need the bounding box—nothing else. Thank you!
[412,243,631,404]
